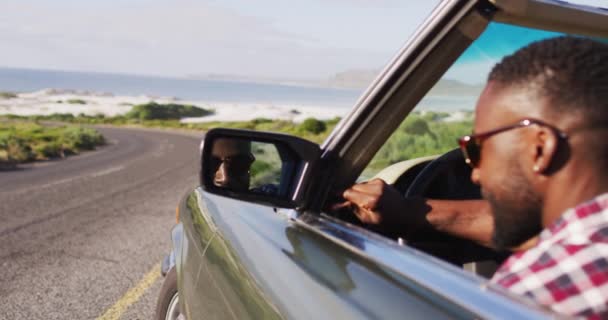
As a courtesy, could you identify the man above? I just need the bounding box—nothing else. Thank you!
[338,36,608,318]
[208,138,279,195]
[209,138,255,191]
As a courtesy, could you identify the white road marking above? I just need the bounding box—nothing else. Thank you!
[90,165,125,178]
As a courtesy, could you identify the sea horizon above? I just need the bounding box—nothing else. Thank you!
[0,67,360,107]
[0,67,477,112]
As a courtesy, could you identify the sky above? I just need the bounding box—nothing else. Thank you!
[0,0,605,82]
[0,0,438,80]
[444,23,566,85]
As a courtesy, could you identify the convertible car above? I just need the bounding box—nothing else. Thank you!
[156,0,608,319]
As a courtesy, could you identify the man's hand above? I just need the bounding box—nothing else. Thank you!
[330,179,431,237]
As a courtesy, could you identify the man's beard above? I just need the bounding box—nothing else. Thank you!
[484,165,543,250]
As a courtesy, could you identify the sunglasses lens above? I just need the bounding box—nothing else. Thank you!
[209,154,253,175]
[459,136,481,167]
[209,156,222,171]
[465,140,480,167]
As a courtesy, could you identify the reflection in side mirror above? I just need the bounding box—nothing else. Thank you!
[200,129,321,208]
[209,137,281,195]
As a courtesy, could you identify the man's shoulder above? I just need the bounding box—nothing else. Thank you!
[492,228,608,317]
[494,229,608,284]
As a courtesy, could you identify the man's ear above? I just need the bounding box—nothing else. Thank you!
[531,127,560,174]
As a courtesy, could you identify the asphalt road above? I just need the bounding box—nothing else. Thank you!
[0,127,202,319]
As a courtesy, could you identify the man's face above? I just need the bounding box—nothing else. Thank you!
[210,138,254,192]
[471,82,543,250]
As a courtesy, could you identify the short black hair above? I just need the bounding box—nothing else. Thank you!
[489,36,608,168]
[489,36,608,124]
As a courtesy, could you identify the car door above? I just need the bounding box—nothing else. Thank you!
[184,188,487,319]
[182,184,555,319]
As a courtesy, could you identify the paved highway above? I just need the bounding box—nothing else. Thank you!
[0,127,202,319]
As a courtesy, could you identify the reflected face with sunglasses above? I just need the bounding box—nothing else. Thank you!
[460,82,559,249]
[210,138,255,192]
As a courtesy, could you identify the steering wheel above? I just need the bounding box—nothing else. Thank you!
[405,148,479,199]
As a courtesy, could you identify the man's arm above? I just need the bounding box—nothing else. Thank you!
[424,198,493,247]
[335,179,494,247]
[335,179,538,251]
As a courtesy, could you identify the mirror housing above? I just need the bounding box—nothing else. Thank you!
[200,128,321,208]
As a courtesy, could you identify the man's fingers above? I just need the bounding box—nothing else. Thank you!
[351,179,385,193]
[342,187,360,202]
[352,206,381,224]
[328,201,351,211]
[343,188,377,210]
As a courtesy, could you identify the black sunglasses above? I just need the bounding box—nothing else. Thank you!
[209,153,255,175]
[458,119,568,168]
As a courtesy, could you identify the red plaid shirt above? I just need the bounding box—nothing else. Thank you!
[492,193,608,319]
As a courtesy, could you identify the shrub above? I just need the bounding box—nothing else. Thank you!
[0,92,18,99]
[251,118,273,124]
[402,118,431,135]
[250,160,273,177]
[61,127,105,150]
[32,141,63,159]
[126,102,213,120]
[43,113,75,122]
[0,135,33,162]
[0,122,106,163]
[299,118,326,134]
[67,99,87,104]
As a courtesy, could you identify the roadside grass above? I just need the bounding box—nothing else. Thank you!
[0,104,473,170]
[0,121,105,166]
[1,113,339,144]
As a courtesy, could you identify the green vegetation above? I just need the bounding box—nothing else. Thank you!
[250,142,283,187]
[0,102,471,174]
[126,102,213,120]
[0,121,105,166]
[1,101,214,126]
[299,118,326,134]
[185,117,341,143]
[66,99,87,104]
[0,91,17,99]
[364,111,472,176]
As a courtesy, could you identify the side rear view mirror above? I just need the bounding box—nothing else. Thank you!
[200,128,321,208]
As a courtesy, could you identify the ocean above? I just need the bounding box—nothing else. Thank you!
[0,67,476,111]
[0,67,360,107]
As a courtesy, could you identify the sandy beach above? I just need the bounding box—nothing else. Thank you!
[0,88,351,123]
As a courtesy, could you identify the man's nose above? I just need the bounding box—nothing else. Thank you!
[470,167,481,185]
[215,163,228,183]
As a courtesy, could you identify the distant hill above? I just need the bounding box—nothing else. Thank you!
[325,69,483,96]
[188,70,484,96]
[185,73,320,88]
[324,69,379,89]
[427,79,483,96]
